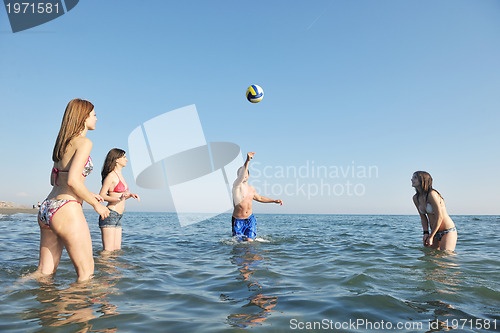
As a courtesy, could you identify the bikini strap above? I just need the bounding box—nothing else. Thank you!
[51,168,59,186]
[113,170,125,189]
[51,168,68,186]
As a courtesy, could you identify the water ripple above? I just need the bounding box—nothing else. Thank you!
[1,214,499,332]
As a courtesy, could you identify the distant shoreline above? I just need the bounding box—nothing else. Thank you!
[0,207,37,215]
[0,207,497,217]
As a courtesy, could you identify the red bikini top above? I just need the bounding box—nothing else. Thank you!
[110,171,129,193]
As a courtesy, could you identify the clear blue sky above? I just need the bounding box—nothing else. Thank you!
[1,0,499,214]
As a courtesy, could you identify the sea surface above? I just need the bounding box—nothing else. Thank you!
[0,213,499,333]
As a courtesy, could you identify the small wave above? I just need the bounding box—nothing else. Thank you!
[255,236,273,243]
[8,213,36,221]
[0,214,5,220]
[341,273,376,287]
[219,235,273,245]
[219,237,243,245]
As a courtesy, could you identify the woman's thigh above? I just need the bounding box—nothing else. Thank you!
[50,203,93,265]
[38,218,64,273]
[101,227,116,248]
[439,231,457,251]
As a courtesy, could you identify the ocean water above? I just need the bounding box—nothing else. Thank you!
[0,212,499,333]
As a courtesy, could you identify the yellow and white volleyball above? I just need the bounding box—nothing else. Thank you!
[246,84,264,103]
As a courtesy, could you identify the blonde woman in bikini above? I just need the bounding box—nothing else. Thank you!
[98,149,140,251]
[411,171,457,251]
[36,99,110,282]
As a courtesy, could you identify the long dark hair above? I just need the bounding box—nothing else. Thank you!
[101,148,126,184]
[413,171,443,203]
[52,99,94,162]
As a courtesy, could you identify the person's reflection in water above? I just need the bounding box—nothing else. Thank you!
[227,243,278,328]
[93,252,123,319]
[21,253,123,331]
[418,249,462,331]
[420,249,461,293]
[22,280,97,330]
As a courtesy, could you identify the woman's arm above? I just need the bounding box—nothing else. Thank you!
[123,192,140,201]
[413,194,429,246]
[413,195,429,230]
[99,173,124,204]
[67,137,109,219]
[426,191,443,245]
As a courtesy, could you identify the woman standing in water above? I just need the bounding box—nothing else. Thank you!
[98,149,140,251]
[37,98,110,282]
[411,171,457,251]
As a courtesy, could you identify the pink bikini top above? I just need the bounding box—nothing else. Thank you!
[52,156,93,186]
[110,171,129,193]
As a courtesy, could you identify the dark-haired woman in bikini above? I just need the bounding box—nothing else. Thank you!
[98,148,139,251]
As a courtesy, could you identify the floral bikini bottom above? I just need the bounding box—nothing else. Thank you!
[38,199,81,226]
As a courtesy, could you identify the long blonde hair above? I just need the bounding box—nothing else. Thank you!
[52,99,94,162]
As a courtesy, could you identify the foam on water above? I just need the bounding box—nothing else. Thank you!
[219,235,273,245]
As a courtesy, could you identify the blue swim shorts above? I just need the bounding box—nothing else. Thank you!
[99,209,123,228]
[232,214,257,240]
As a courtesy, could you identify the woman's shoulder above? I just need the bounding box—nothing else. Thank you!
[72,136,92,144]
[104,170,119,183]
[71,136,93,149]
[428,189,442,202]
